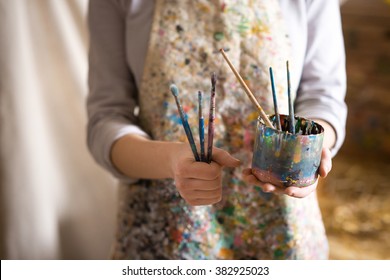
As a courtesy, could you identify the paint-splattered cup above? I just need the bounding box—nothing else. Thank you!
[251,115,324,188]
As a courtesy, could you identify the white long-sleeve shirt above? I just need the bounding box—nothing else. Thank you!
[87,0,347,181]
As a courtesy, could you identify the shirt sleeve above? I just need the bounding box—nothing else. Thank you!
[87,0,149,182]
[294,0,347,157]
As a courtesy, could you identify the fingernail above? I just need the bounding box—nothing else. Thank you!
[263,186,275,193]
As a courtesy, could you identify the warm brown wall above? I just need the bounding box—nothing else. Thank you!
[340,0,390,158]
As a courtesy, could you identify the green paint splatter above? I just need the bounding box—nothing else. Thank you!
[213,31,224,41]
[236,216,248,225]
[258,223,266,229]
[171,206,182,213]
[237,19,250,36]
[222,206,235,216]
[274,249,284,259]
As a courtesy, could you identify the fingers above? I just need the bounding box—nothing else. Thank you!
[175,160,222,180]
[211,147,241,168]
[284,180,318,198]
[181,188,222,201]
[242,168,259,185]
[242,168,318,198]
[242,168,285,195]
[178,175,222,191]
[173,158,223,206]
[174,145,240,180]
[261,183,285,195]
[172,146,241,206]
[175,176,222,206]
[186,197,222,207]
[319,147,332,178]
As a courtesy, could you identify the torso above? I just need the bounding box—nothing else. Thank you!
[112,0,328,260]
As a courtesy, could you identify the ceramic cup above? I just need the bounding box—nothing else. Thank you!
[251,114,324,187]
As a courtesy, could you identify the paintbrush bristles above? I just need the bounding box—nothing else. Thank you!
[170,84,184,119]
[170,84,200,162]
[219,48,275,129]
[211,72,217,89]
[170,84,179,97]
[198,91,203,118]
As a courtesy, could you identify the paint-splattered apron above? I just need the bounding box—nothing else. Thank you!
[112,0,328,259]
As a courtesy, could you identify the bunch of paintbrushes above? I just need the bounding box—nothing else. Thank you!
[269,62,319,135]
[220,49,317,136]
[170,72,217,163]
[268,64,296,133]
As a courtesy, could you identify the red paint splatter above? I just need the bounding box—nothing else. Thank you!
[234,235,243,247]
[171,229,183,243]
[221,2,226,12]
[183,105,191,113]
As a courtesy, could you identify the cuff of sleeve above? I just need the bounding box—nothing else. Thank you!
[295,105,347,157]
[88,119,150,183]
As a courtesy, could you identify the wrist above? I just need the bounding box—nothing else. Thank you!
[162,141,183,179]
[111,134,182,180]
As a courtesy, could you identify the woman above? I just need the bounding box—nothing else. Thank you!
[87,0,347,259]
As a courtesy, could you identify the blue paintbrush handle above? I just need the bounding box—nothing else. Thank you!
[170,84,200,162]
[198,91,206,162]
[182,118,200,162]
[199,117,206,162]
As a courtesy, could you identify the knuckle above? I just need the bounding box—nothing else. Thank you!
[209,168,222,181]
[175,165,189,178]
[174,179,184,190]
[216,175,222,185]
[187,200,199,207]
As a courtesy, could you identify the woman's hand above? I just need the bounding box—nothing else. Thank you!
[242,147,332,198]
[111,135,240,206]
[170,144,241,206]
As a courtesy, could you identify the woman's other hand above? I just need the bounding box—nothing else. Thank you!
[242,147,332,198]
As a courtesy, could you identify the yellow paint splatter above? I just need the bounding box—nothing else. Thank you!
[196,3,211,13]
[247,111,259,122]
[286,176,297,185]
[218,248,234,259]
[293,150,301,163]
[251,23,269,35]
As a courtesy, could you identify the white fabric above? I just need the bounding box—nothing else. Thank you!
[0,0,117,259]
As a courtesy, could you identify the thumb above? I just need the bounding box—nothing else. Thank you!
[211,147,241,168]
[319,147,332,178]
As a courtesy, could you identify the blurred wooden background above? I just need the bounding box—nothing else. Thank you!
[318,0,390,260]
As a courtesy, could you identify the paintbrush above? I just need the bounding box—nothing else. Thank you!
[219,48,275,129]
[269,67,282,131]
[170,84,201,162]
[198,91,206,162]
[286,61,295,134]
[207,72,217,163]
